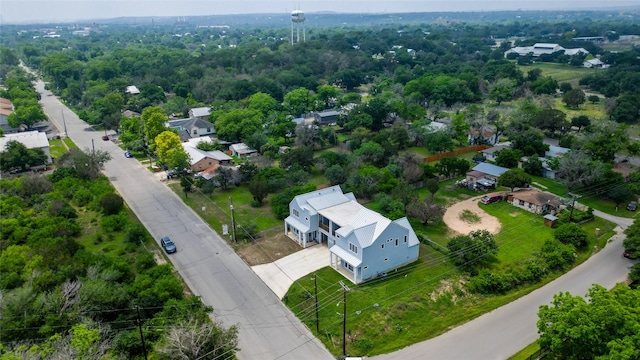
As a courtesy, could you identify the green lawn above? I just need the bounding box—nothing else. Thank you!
[517,62,596,88]
[285,198,616,357]
[169,183,282,243]
[48,138,67,158]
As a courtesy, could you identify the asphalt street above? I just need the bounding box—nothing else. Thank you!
[35,73,637,359]
[35,79,334,360]
[372,220,635,360]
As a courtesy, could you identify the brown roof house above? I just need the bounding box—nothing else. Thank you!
[507,189,562,215]
[468,125,499,145]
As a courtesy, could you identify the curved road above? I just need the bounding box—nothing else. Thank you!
[373,216,635,360]
[36,74,636,360]
[36,80,333,360]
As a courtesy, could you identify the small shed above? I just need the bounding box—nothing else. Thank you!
[544,214,558,228]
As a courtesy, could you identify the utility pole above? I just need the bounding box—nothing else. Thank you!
[61,110,67,137]
[135,306,148,360]
[313,273,319,332]
[229,196,237,243]
[339,281,350,357]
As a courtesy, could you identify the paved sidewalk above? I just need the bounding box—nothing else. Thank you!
[252,245,329,298]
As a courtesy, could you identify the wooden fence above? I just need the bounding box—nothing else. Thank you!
[423,145,491,163]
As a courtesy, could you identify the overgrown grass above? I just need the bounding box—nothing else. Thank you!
[508,341,541,360]
[459,209,480,223]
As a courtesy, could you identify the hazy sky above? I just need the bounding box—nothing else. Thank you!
[2,0,638,24]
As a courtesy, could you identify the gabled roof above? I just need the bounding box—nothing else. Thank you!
[229,143,257,155]
[510,189,561,207]
[125,85,140,95]
[167,117,212,130]
[190,107,211,118]
[471,163,509,177]
[545,145,570,158]
[292,185,353,214]
[182,140,232,165]
[481,144,510,155]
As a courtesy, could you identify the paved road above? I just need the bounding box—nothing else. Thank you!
[373,217,635,360]
[36,80,334,360]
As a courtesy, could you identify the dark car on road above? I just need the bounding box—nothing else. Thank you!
[627,201,637,211]
[124,151,133,158]
[160,236,177,254]
[101,135,109,141]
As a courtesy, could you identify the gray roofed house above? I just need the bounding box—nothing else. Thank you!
[189,107,211,120]
[166,117,215,141]
[285,185,419,284]
[0,131,52,165]
[313,110,340,125]
[229,143,257,158]
[466,163,509,189]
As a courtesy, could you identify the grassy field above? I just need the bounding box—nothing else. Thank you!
[517,62,597,88]
[285,197,616,357]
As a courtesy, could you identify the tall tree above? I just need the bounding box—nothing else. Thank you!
[142,106,168,149]
[149,129,178,161]
[537,284,640,359]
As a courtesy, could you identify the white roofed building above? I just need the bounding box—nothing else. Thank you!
[0,131,52,165]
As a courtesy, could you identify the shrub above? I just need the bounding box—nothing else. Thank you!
[101,213,129,232]
[124,223,147,245]
[554,223,588,247]
[540,239,576,271]
[100,193,124,215]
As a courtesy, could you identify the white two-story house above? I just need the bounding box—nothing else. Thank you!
[285,186,420,284]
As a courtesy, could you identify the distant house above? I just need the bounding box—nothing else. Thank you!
[182,139,233,172]
[424,120,448,133]
[313,110,340,125]
[125,86,140,95]
[122,110,141,119]
[466,163,509,189]
[583,58,606,68]
[468,125,499,145]
[0,131,52,165]
[285,186,420,284]
[504,43,589,58]
[518,145,569,180]
[166,118,215,141]
[189,107,211,121]
[480,143,511,162]
[545,145,570,159]
[229,143,257,158]
[507,189,562,215]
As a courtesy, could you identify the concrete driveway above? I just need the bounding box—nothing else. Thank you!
[253,245,329,298]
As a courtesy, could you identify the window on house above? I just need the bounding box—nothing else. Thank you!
[349,243,358,254]
[519,200,525,206]
[193,129,197,135]
[395,239,398,247]
[207,128,211,132]
[404,235,407,243]
[293,209,299,217]
[381,244,385,249]
[364,266,368,270]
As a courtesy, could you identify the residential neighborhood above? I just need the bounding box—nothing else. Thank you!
[2,8,640,360]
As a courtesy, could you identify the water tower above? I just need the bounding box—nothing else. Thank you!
[291,9,306,45]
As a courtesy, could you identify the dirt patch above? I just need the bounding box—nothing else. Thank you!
[237,232,303,266]
[152,250,167,265]
[443,195,501,235]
